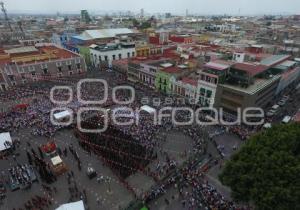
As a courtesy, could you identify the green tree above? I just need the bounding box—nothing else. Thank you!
[219,123,300,210]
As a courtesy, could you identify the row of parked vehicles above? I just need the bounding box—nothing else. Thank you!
[265,95,292,124]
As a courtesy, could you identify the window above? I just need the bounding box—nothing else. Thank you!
[200,88,205,96]
[112,55,116,60]
[99,56,101,61]
[77,63,81,69]
[21,73,26,79]
[43,68,48,74]
[105,56,108,61]
[127,52,130,58]
[58,66,62,72]
[5,68,13,75]
[28,66,35,72]
[8,75,15,81]
[40,64,47,69]
[118,54,122,59]
[206,90,212,98]
[69,71,73,75]
[75,58,81,64]
[150,68,156,73]
[31,72,36,76]
[18,67,25,74]
[68,65,72,70]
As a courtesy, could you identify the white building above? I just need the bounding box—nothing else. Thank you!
[170,76,198,103]
[196,71,218,107]
[138,62,159,88]
[90,43,136,68]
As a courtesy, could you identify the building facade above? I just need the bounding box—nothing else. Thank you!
[90,43,136,69]
[0,44,86,91]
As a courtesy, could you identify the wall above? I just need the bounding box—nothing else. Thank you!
[0,57,86,91]
[90,47,136,68]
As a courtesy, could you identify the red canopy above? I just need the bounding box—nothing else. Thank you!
[14,104,29,109]
[41,142,57,153]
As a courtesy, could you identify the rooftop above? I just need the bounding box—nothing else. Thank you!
[161,66,182,74]
[205,60,232,71]
[181,77,198,86]
[4,46,39,55]
[90,43,135,52]
[232,62,269,76]
[76,28,138,41]
[0,44,80,65]
[260,54,291,67]
[221,74,281,95]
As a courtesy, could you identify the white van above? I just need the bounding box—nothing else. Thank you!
[282,116,291,124]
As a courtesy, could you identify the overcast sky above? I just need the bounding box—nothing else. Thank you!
[3,0,300,15]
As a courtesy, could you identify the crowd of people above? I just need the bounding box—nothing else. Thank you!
[7,164,37,191]
[0,71,259,210]
[12,195,52,210]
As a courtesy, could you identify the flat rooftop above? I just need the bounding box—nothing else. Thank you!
[221,74,281,95]
[260,54,291,67]
[232,62,269,76]
[0,44,80,65]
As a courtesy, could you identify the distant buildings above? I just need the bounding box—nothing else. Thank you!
[81,10,91,24]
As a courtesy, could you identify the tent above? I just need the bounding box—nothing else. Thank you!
[113,107,135,117]
[41,142,57,154]
[140,105,156,114]
[0,132,12,151]
[54,110,72,121]
[263,123,272,129]
[14,104,29,110]
[56,200,85,210]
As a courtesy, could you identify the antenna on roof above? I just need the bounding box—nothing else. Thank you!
[0,1,13,32]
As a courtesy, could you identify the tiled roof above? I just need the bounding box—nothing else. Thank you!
[162,66,181,74]
[0,45,80,65]
[205,61,230,71]
[232,63,269,76]
[181,77,197,86]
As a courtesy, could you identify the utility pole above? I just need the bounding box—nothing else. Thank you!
[0,1,13,32]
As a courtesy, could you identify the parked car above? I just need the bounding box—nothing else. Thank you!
[266,104,280,117]
[278,99,287,106]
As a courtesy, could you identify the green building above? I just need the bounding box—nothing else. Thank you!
[78,45,92,66]
[155,67,182,94]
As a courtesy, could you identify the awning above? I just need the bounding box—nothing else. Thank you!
[54,110,71,120]
[140,105,156,114]
[14,104,29,109]
[263,123,272,129]
[0,132,12,151]
[56,200,85,210]
[41,142,57,153]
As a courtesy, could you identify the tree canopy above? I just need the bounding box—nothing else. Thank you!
[219,123,300,210]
